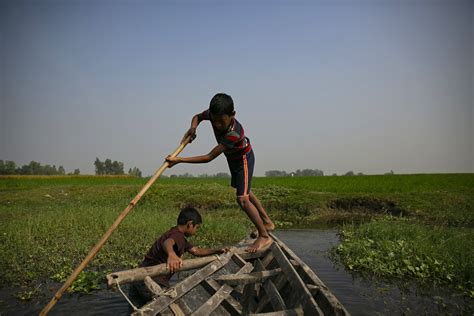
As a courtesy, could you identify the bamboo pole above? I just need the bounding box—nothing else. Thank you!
[40,136,191,316]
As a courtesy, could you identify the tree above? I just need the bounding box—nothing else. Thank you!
[73,169,80,175]
[94,158,105,175]
[95,158,125,175]
[58,166,65,175]
[104,159,113,174]
[111,160,124,175]
[178,173,194,178]
[128,167,142,177]
[214,172,230,178]
[265,170,288,177]
[0,160,16,175]
[344,171,354,176]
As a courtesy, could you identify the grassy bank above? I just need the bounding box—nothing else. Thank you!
[0,174,473,298]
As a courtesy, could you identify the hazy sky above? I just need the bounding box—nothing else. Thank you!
[1,0,472,176]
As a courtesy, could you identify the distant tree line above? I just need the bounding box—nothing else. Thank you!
[265,169,324,177]
[266,169,396,177]
[168,172,230,178]
[0,160,79,175]
[94,157,142,177]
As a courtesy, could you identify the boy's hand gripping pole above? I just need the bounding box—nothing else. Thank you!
[40,136,192,316]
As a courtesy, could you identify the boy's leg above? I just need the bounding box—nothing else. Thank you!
[249,191,274,231]
[237,195,272,252]
[231,151,271,252]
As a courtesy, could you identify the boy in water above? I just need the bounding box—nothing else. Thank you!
[166,93,274,252]
[129,206,228,307]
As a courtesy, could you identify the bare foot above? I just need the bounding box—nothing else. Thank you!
[246,236,272,253]
[250,223,275,239]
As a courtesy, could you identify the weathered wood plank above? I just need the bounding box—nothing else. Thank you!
[214,268,282,285]
[270,233,349,316]
[261,251,275,268]
[202,278,242,315]
[168,303,185,316]
[307,284,320,296]
[231,253,248,267]
[270,242,323,315]
[107,247,268,287]
[191,263,253,316]
[242,282,258,314]
[142,277,175,316]
[107,256,218,287]
[262,279,286,311]
[254,273,288,313]
[249,306,304,316]
[133,251,234,316]
[144,276,162,295]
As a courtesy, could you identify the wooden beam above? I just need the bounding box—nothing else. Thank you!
[202,278,243,315]
[270,242,323,315]
[142,276,178,316]
[261,279,286,311]
[191,263,253,316]
[270,233,349,316]
[107,256,218,287]
[231,253,248,268]
[133,251,234,316]
[254,273,287,313]
[107,246,268,287]
[261,251,275,268]
[249,306,304,316]
[214,268,282,286]
[307,284,320,296]
[242,282,257,314]
[143,276,162,295]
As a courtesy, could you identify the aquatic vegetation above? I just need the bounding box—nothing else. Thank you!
[336,219,474,297]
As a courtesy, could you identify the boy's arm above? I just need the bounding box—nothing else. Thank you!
[181,113,203,144]
[166,143,226,167]
[163,238,182,273]
[188,246,230,257]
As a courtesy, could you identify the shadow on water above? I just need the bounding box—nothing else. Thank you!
[1,229,472,315]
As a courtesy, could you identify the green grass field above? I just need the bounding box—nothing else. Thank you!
[0,174,473,298]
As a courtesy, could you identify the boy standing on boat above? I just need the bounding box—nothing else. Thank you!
[166,93,274,252]
[129,206,228,306]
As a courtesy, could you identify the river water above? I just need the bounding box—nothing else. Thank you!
[1,229,472,315]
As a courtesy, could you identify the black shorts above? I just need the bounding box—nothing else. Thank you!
[227,150,255,197]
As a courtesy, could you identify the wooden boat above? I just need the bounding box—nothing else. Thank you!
[106,233,350,315]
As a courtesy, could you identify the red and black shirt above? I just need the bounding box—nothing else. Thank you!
[198,109,252,160]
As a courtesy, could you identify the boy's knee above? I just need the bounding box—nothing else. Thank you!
[236,195,250,208]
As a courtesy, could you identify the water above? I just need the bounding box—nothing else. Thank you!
[1,229,472,315]
[274,229,473,315]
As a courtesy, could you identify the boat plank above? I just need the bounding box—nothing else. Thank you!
[214,268,282,285]
[249,307,304,316]
[270,233,349,316]
[201,278,242,315]
[262,279,286,311]
[191,263,253,315]
[270,242,323,315]
[133,251,234,316]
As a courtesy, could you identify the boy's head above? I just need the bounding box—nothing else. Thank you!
[209,93,235,132]
[177,206,202,237]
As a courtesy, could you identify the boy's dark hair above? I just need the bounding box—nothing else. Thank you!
[209,93,234,116]
[177,206,202,225]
